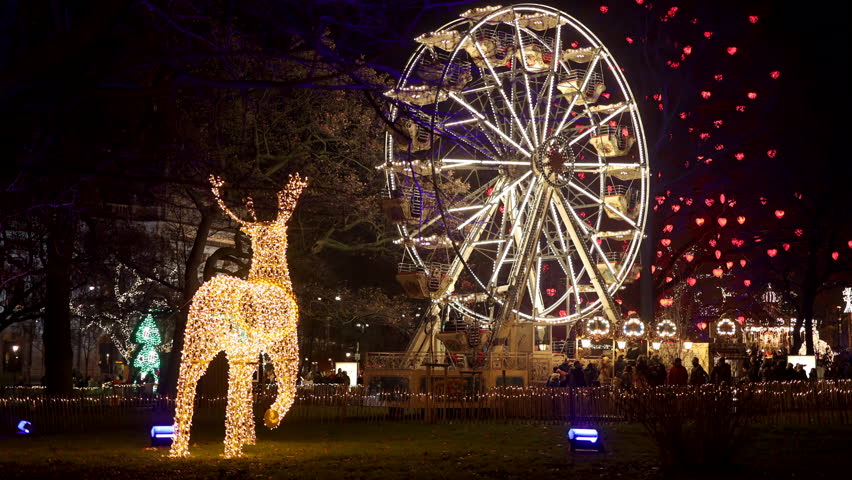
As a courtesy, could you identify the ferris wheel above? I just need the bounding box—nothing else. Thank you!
[381,4,649,338]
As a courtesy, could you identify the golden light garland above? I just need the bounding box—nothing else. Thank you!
[716,318,737,336]
[586,316,611,336]
[622,318,645,337]
[170,174,307,458]
[655,319,677,338]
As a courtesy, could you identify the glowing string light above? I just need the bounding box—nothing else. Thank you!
[170,173,307,458]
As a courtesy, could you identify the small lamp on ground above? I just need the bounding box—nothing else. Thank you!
[16,420,32,435]
[683,341,694,350]
[567,428,605,452]
[150,425,175,447]
[651,341,662,350]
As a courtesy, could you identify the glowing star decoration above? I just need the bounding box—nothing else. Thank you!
[716,319,736,336]
[843,288,852,313]
[132,314,162,384]
[170,174,308,459]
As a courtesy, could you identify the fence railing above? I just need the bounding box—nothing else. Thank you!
[2,381,851,434]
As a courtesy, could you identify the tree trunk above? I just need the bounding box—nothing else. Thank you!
[43,208,74,395]
[159,207,214,396]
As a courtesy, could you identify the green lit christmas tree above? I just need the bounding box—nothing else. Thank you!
[132,313,161,385]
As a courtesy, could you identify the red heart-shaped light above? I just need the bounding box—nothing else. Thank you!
[744,279,752,287]
[661,238,672,247]
[717,218,727,227]
[687,277,696,286]
[712,268,724,278]
[740,259,747,267]
[695,217,705,226]
[767,249,778,257]
[737,216,746,224]
[715,250,722,259]
[832,251,839,261]
[727,47,738,55]
[775,210,785,219]
[685,254,694,262]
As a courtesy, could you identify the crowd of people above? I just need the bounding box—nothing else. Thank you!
[545,351,852,389]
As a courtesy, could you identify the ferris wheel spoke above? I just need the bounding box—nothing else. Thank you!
[442,179,510,296]
[521,72,539,144]
[539,23,561,144]
[489,176,538,286]
[456,171,532,231]
[439,124,505,161]
[439,158,529,170]
[449,92,532,157]
[466,36,536,152]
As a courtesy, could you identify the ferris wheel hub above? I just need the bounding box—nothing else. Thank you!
[532,134,575,188]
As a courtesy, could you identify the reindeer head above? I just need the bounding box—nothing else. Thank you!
[209,174,308,280]
[209,173,308,228]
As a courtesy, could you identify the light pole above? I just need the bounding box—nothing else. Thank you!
[11,345,20,386]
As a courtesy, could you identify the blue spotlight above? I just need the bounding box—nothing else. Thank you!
[150,425,175,447]
[17,420,32,435]
[567,428,604,452]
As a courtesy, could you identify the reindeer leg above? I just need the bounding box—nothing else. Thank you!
[169,351,214,457]
[241,359,258,446]
[263,333,299,428]
[224,357,254,458]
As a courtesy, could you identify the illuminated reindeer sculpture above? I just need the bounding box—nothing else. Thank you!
[170,174,307,458]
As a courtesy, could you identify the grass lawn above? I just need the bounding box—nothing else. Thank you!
[0,420,848,479]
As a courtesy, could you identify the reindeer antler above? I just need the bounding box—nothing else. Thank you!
[210,175,249,225]
[276,173,308,221]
